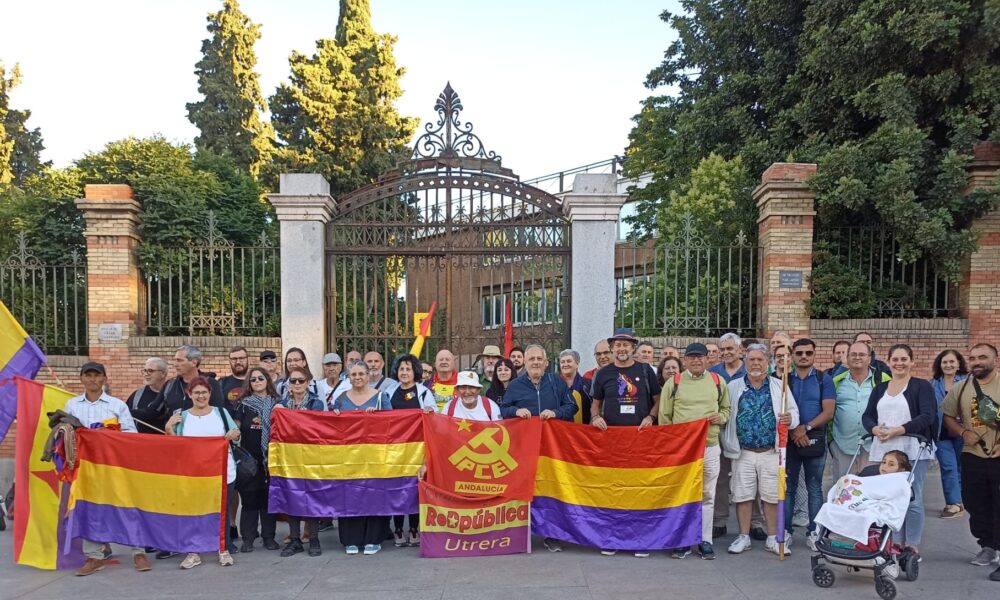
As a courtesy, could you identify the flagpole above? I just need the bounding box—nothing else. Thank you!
[777,344,789,560]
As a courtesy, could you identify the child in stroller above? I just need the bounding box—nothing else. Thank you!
[846,451,911,553]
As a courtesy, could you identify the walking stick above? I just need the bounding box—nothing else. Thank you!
[776,344,789,560]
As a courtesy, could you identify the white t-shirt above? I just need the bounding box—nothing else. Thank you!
[182,409,237,484]
[316,378,339,406]
[870,390,922,462]
[442,397,502,422]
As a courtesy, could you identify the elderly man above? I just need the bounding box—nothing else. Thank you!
[662,345,681,360]
[364,351,394,394]
[127,357,169,433]
[502,345,576,421]
[660,342,729,560]
[722,345,798,555]
[441,370,502,421]
[152,344,223,416]
[316,352,343,406]
[710,333,746,383]
[430,349,458,410]
[853,331,890,379]
[706,343,721,368]
[66,362,149,576]
[635,341,656,365]
[830,341,892,475]
[477,345,503,387]
[558,349,591,425]
[583,339,613,390]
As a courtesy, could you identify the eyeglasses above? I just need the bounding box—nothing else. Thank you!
[249,376,267,383]
[289,378,307,384]
[794,350,814,357]
[140,369,164,375]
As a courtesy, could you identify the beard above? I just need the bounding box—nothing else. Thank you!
[972,364,995,379]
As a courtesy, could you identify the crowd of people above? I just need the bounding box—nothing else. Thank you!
[59,329,1000,583]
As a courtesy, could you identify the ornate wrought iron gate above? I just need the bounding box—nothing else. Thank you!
[326,84,570,369]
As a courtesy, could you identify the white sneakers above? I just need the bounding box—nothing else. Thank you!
[180,553,201,569]
[765,536,791,556]
[728,535,752,554]
[806,531,820,552]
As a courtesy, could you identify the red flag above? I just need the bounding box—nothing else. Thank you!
[422,412,541,501]
[418,481,530,558]
[503,297,514,357]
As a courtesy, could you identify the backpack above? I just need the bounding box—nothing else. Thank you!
[447,397,493,419]
[671,371,723,405]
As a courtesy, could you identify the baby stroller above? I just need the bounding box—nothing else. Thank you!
[809,433,930,600]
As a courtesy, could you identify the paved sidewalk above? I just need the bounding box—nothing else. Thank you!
[1,475,996,599]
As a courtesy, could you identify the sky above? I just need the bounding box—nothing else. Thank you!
[1,0,680,180]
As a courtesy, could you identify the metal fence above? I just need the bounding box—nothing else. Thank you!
[614,214,760,337]
[817,226,958,317]
[143,212,279,336]
[0,232,88,355]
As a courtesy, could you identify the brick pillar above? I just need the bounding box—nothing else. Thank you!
[75,184,142,384]
[961,142,1000,346]
[753,163,818,339]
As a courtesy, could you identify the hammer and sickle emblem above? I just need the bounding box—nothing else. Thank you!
[448,426,518,479]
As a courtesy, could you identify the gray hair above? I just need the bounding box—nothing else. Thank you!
[558,349,580,363]
[146,357,168,372]
[347,360,369,374]
[178,344,203,365]
[524,344,547,358]
[719,332,742,346]
[745,343,770,362]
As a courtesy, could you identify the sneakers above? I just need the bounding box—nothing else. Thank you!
[155,550,178,560]
[363,544,381,555]
[784,531,793,549]
[345,545,359,555]
[408,530,420,546]
[765,537,790,556]
[941,504,965,519]
[543,537,564,552]
[671,547,691,559]
[318,520,336,532]
[240,538,255,553]
[218,551,234,566]
[74,558,105,577]
[806,531,820,552]
[750,526,768,541]
[600,549,618,556]
[308,540,322,557]
[133,553,151,572]
[697,541,715,560]
[634,551,650,558]
[180,553,202,569]
[393,529,406,547]
[262,538,280,551]
[280,539,304,557]
[728,535,752,554]
[972,547,1000,566]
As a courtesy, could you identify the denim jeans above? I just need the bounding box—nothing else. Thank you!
[785,445,826,534]
[901,459,929,546]
[935,436,963,506]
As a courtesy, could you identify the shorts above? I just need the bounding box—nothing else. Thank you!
[731,448,779,504]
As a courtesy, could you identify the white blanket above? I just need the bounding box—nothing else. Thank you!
[814,472,911,544]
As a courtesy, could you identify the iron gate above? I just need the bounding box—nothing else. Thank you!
[325,84,570,369]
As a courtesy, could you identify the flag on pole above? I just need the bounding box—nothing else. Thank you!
[8,376,81,570]
[776,351,790,559]
[503,297,514,357]
[0,300,47,442]
[409,301,438,358]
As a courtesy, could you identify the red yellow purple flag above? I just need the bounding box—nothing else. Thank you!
[0,301,46,442]
[9,376,81,570]
[63,427,229,553]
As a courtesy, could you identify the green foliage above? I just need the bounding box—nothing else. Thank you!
[658,153,755,244]
[0,61,21,187]
[186,0,274,178]
[626,0,1000,280]
[0,168,85,262]
[268,0,416,195]
[807,249,875,319]
[4,107,49,185]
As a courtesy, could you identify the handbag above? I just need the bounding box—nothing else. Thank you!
[217,407,258,488]
[795,426,826,458]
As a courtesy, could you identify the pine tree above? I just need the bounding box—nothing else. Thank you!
[5,107,50,185]
[268,0,416,195]
[0,61,21,186]
[186,0,273,178]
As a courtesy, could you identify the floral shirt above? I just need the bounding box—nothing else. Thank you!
[736,377,776,450]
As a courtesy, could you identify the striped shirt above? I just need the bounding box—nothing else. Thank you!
[64,393,138,432]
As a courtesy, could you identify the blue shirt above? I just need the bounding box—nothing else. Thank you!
[735,377,776,449]
[788,368,835,428]
[332,391,392,412]
[932,374,967,437]
[709,361,747,383]
[833,371,877,452]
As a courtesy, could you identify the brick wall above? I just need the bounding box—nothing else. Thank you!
[810,318,970,379]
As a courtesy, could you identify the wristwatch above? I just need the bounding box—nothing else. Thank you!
[805,424,813,432]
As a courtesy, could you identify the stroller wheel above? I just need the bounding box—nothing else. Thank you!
[902,555,919,581]
[811,565,835,588]
[875,576,897,600]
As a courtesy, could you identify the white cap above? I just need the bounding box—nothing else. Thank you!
[455,370,482,389]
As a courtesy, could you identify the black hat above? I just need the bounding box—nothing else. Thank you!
[80,361,106,376]
[259,350,277,360]
[684,342,709,356]
[607,327,639,346]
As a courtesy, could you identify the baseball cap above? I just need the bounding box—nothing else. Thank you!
[80,361,106,376]
[323,352,342,364]
[259,350,277,361]
[684,342,709,356]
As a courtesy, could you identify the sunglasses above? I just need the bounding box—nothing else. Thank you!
[249,376,267,383]
[289,378,307,384]
[794,350,814,357]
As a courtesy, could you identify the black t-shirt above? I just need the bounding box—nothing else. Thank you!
[220,375,246,410]
[591,362,663,426]
[232,402,265,463]
[391,385,422,410]
[126,386,165,434]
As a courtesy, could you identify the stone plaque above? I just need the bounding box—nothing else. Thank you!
[778,270,804,289]
[97,323,123,342]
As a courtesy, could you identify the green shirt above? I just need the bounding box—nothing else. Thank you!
[659,370,730,447]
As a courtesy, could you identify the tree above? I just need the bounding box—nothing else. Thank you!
[657,153,755,244]
[268,0,416,194]
[0,61,21,186]
[625,0,1000,279]
[4,107,49,185]
[186,0,273,178]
